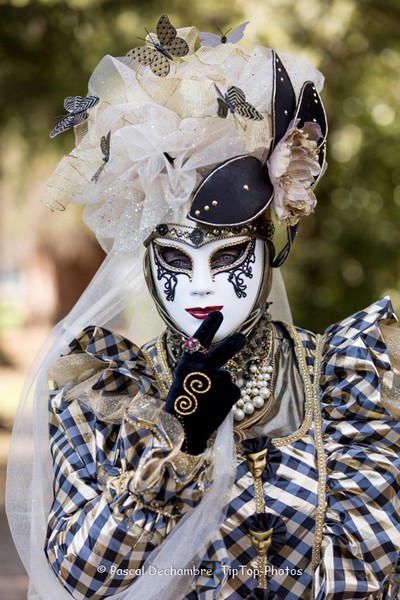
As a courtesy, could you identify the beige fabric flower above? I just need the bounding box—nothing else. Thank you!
[267,121,323,225]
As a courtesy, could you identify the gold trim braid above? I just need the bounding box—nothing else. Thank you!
[272,322,314,447]
[310,334,326,596]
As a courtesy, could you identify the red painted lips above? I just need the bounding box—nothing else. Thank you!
[185,306,224,320]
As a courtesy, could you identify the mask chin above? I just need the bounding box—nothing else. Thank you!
[144,236,273,342]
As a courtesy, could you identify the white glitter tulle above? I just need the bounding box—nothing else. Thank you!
[42,29,324,253]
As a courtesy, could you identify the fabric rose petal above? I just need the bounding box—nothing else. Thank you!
[267,121,323,225]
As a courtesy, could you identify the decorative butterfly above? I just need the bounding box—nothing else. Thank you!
[126,14,189,77]
[50,95,99,138]
[199,22,249,47]
[91,131,111,183]
[214,84,263,126]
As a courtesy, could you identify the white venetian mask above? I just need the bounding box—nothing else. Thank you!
[148,235,267,341]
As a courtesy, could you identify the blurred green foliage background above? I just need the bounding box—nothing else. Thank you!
[1,0,400,333]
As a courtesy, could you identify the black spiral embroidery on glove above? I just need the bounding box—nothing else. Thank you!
[173,372,212,415]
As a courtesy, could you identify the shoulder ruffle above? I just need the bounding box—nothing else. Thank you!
[49,325,159,421]
[316,298,400,597]
[320,296,397,420]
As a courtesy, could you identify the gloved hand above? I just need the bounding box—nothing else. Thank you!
[165,311,246,454]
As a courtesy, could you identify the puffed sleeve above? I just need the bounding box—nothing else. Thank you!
[45,326,212,600]
[315,297,400,599]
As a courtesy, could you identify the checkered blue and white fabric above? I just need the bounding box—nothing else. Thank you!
[46,299,400,599]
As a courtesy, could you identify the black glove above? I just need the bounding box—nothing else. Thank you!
[164,311,246,454]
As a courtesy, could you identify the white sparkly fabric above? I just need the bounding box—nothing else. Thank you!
[42,26,324,253]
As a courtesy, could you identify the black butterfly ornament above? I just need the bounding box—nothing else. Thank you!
[126,14,189,77]
[91,131,111,183]
[214,84,263,127]
[50,95,100,138]
[199,22,249,47]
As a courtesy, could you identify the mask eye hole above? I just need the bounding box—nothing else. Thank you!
[210,242,247,270]
[153,242,193,274]
[161,247,192,270]
[210,239,253,278]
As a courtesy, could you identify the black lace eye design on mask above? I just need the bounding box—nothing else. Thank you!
[209,238,256,298]
[152,241,193,302]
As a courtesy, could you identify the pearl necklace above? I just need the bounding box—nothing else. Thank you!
[233,360,274,422]
[222,322,275,422]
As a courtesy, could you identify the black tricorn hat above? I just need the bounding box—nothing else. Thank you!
[188,51,328,267]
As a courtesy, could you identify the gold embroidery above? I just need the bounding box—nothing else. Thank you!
[247,451,268,590]
[170,450,205,476]
[155,319,327,595]
[258,555,267,589]
[124,398,211,487]
[174,372,211,415]
[208,237,253,281]
[153,240,194,282]
[253,477,264,514]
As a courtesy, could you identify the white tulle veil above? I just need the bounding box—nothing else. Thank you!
[6,248,291,600]
[6,21,324,599]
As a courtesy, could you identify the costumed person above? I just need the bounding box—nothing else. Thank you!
[6,14,400,600]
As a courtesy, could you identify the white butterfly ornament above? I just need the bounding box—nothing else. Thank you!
[199,22,249,47]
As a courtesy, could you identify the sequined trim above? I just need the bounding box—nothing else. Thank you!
[124,409,211,489]
[258,555,267,589]
[142,345,169,397]
[155,333,174,389]
[153,239,194,281]
[144,221,274,248]
[158,320,313,447]
[251,467,267,590]
[174,372,212,415]
[254,476,264,514]
[149,320,328,588]
[310,334,326,594]
[208,237,253,280]
[123,413,170,447]
[170,450,205,477]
